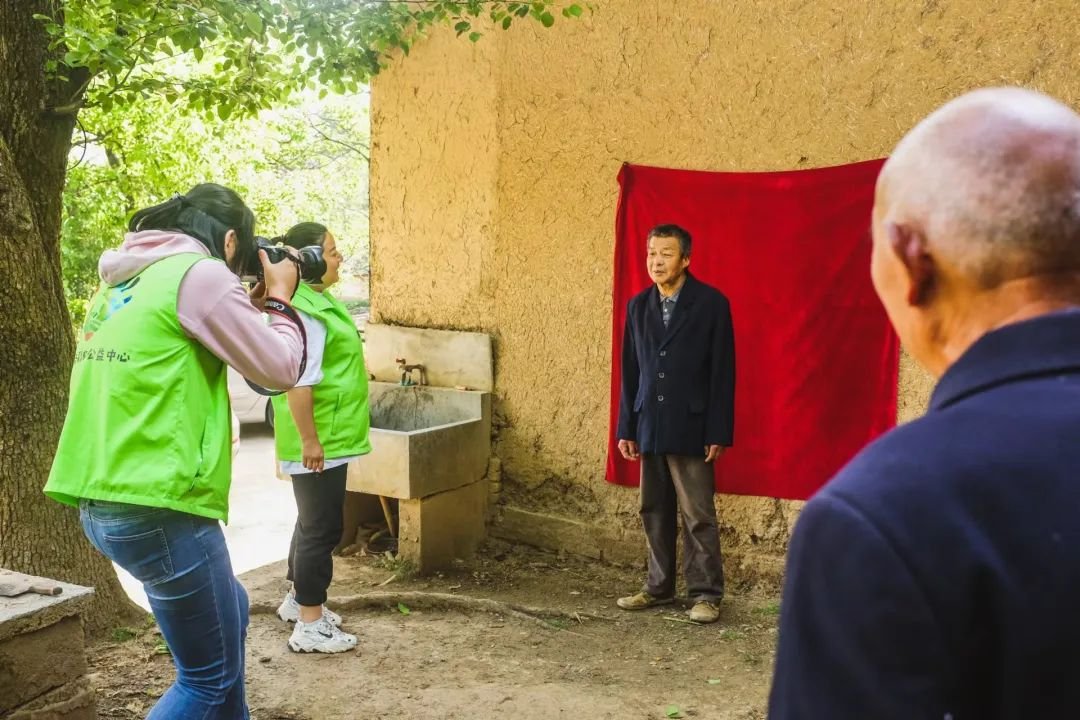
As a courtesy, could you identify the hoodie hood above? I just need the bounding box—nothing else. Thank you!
[98,230,211,286]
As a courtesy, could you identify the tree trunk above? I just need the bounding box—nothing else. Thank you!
[0,4,143,634]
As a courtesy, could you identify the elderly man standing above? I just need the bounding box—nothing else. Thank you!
[615,224,735,625]
[769,87,1080,718]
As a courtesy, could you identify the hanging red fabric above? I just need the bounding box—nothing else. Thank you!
[606,160,899,501]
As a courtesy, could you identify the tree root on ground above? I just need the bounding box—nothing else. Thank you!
[250,590,618,636]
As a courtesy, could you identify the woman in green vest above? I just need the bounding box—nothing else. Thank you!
[45,184,306,719]
[271,222,372,653]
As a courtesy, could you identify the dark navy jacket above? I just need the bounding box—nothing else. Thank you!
[769,309,1080,720]
[616,273,735,455]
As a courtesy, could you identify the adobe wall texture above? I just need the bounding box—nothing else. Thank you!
[369,0,1079,586]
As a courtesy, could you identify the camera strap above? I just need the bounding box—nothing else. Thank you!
[244,297,308,396]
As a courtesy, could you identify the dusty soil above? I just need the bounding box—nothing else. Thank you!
[88,541,779,719]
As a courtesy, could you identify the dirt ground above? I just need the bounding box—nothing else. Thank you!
[88,540,779,719]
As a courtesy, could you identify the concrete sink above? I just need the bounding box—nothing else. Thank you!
[346,382,491,500]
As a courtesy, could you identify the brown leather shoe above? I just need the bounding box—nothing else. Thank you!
[616,591,675,611]
[688,600,721,624]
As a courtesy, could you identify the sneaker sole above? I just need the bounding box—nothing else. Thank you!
[287,639,357,654]
[617,597,675,611]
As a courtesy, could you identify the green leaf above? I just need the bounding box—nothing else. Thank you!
[397,603,411,615]
[454,20,471,35]
[468,31,482,42]
[665,707,683,719]
[568,4,584,17]
[243,10,264,35]
[540,12,556,27]
[502,16,513,29]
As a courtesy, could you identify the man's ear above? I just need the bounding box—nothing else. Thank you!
[885,221,936,306]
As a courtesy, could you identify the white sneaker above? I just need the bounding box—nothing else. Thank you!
[276,592,342,627]
[288,618,358,654]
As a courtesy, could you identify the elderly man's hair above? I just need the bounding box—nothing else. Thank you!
[885,87,1080,289]
[648,224,692,258]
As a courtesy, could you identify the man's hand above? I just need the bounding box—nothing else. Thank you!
[705,445,726,463]
[302,436,325,473]
[618,439,640,461]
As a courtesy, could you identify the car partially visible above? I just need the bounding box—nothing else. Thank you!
[227,367,274,427]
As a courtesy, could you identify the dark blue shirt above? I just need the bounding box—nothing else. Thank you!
[769,309,1080,720]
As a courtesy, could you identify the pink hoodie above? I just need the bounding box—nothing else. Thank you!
[97,230,303,390]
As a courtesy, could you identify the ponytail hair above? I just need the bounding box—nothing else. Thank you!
[279,222,329,250]
[128,183,256,273]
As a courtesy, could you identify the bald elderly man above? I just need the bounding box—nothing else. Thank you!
[769,87,1080,719]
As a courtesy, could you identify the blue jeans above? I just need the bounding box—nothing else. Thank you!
[80,500,249,719]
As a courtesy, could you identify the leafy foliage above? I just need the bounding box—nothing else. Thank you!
[42,1,587,120]
[62,91,371,324]
[49,0,587,323]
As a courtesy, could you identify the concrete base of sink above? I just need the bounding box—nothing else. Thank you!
[396,478,489,573]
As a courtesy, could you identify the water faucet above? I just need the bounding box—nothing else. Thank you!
[395,357,427,386]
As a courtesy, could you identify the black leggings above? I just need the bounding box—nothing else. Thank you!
[286,463,347,607]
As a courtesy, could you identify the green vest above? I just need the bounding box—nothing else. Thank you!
[45,254,233,522]
[272,284,371,462]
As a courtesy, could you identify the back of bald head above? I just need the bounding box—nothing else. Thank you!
[881,87,1080,290]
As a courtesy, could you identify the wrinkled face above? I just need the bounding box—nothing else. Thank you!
[647,235,690,286]
[320,231,343,286]
[870,177,936,370]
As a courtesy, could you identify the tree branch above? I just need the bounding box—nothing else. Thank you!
[306,115,369,161]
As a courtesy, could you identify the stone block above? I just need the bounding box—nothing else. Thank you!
[398,479,489,573]
[0,573,95,719]
[0,616,88,714]
[363,324,493,392]
[0,576,94,643]
[8,676,96,720]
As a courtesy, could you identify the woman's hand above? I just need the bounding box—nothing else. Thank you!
[301,436,325,473]
[260,247,300,300]
[248,280,268,311]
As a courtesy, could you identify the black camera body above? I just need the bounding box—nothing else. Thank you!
[244,236,327,284]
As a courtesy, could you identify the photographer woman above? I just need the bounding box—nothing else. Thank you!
[45,184,304,719]
[270,222,371,654]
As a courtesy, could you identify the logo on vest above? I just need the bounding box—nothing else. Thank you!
[82,276,141,341]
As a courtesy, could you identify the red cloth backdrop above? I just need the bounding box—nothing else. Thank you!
[606,160,899,501]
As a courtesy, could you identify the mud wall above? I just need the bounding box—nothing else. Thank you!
[369,0,1080,586]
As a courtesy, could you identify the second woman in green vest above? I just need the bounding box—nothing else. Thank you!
[271,222,372,653]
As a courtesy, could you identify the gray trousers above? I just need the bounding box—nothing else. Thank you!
[640,453,725,603]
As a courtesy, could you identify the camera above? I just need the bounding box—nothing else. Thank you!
[242,236,327,284]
